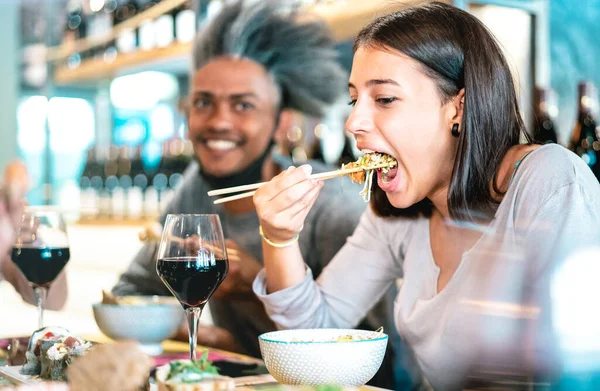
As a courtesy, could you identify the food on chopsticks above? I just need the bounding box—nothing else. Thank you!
[342,152,398,202]
[20,326,92,381]
[155,352,235,391]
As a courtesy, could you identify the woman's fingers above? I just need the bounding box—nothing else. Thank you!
[254,165,324,243]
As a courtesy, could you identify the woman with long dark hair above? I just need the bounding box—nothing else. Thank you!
[252,2,600,388]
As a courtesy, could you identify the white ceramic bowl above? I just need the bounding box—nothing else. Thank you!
[92,296,184,355]
[258,329,388,387]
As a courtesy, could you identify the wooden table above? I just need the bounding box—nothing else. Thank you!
[0,338,387,390]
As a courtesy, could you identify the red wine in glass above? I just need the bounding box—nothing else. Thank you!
[12,210,70,329]
[156,214,228,360]
[156,257,228,309]
[11,247,70,288]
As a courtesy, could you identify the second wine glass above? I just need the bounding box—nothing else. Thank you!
[156,214,228,360]
[11,209,70,329]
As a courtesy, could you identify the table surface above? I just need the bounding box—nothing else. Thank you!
[0,337,387,390]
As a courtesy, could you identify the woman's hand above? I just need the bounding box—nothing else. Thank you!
[253,165,323,243]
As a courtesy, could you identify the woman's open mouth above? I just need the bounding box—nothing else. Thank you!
[376,162,400,192]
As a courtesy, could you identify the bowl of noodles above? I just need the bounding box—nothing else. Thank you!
[258,329,388,387]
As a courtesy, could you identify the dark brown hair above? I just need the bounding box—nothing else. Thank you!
[354,2,530,221]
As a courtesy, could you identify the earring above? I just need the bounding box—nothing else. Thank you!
[451,123,460,137]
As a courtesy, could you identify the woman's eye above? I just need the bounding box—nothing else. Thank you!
[376,97,397,105]
[348,99,357,107]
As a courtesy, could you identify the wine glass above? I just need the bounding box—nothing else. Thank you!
[156,214,229,360]
[11,209,70,329]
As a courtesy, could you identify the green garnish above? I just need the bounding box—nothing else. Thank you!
[316,385,344,391]
[166,351,219,383]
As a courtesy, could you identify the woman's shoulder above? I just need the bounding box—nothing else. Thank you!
[516,143,597,187]
[510,143,600,207]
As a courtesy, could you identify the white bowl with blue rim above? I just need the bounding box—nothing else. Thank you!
[258,328,388,387]
[92,296,184,355]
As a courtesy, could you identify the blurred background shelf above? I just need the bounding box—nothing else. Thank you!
[54,41,191,85]
[51,0,418,85]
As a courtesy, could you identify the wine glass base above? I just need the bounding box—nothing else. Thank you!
[137,343,163,356]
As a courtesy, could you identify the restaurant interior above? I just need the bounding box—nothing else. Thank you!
[0,0,599,390]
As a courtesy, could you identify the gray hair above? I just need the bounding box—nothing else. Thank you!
[192,0,347,117]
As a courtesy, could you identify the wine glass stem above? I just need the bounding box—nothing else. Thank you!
[185,307,202,361]
[34,286,48,329]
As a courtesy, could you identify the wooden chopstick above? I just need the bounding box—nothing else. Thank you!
[208,164,390,197]
[211,163,392,205]
[213,190,257,205]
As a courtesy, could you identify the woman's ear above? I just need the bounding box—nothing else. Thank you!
[452,88,465,123]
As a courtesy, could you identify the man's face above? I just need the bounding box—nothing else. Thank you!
[188,57,281,177]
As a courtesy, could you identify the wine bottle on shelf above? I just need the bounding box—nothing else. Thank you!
[113,0,138,52]
[154,0,175,48]
[174,0,197,43]
[309,124,326,163]
[114,146,134,219]
[64,0,85,44]
[137,0,159,50]
[127,145,145,220]
[79,145,101,219]
[532,87,559,144]
[569,81,600,180]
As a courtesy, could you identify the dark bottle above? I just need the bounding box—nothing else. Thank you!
[309,124,326,163]
[338,130,357,166]
[532,87,559,144]
[570,81,600,180]
[174,0,197,43]
[64,0,86,43]
[114,0,139,53]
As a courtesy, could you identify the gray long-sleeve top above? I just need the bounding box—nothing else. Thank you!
[254,144,600,389]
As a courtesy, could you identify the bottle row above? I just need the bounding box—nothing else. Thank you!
[534,80,600,180]
[78,137,193,220]
[63,0,196,67]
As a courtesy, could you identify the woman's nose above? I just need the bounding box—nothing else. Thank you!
[345,102,375,137]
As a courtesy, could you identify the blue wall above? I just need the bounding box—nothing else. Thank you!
[0,0,19,171]
[551,0,600,144]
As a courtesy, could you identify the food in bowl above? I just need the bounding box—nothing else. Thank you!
[259,329,388,387]
[20,326,92,381]
[101,290,175,306]
[155,352,235,391]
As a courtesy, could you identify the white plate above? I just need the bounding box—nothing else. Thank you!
[0,365,41,385]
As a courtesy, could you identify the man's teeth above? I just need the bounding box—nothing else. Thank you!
[205,140,237,151]
[361,149,375,154]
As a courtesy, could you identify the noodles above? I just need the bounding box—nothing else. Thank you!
[342,152,397,202]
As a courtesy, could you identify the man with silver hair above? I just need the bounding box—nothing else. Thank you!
[113,0,397,387]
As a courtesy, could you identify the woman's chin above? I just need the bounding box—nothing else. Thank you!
[385,191,414,209]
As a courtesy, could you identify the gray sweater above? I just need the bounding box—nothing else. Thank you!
[112,155,396,361]
[254,144,600,389]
